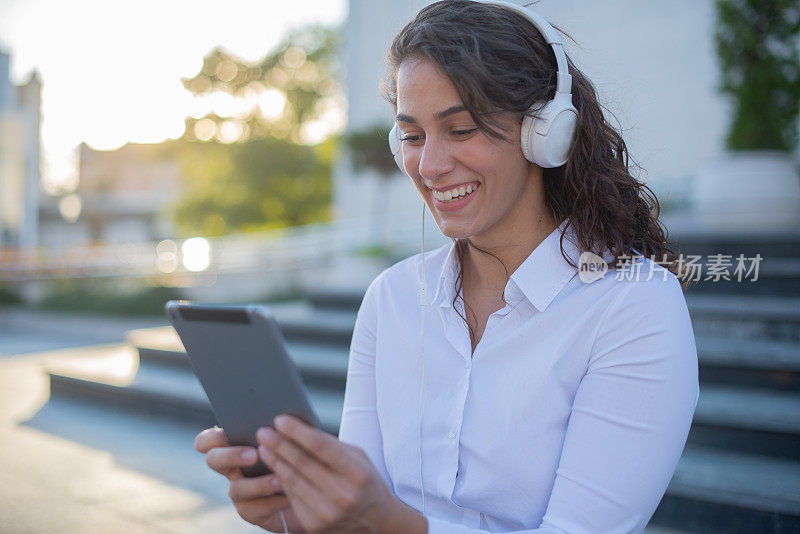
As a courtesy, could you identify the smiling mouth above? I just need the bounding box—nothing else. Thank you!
[430,183,481,203]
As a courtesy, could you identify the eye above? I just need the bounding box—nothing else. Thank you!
[400,134,424,144]
[453,128,478,137]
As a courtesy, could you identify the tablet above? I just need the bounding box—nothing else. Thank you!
[165,300,322,478]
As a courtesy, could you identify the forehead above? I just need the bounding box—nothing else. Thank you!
[396,58,463,113]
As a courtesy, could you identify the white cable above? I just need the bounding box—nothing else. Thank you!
[279,510,288,533]
[418,203,427,517]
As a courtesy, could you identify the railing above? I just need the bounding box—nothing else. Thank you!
[0,214,447,283]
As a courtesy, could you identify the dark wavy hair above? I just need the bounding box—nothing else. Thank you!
[381,1,687,339]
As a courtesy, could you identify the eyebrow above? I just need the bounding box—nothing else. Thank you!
[396,105,469,124]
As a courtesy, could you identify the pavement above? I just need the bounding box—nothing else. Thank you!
[0,307,263,533]
[0,306,168,357]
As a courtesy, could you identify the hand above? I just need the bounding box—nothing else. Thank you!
[195,427,308,533]
[257,415,418,534]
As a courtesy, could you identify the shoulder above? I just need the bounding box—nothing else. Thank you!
[605,255,687,308]
[588,255,693,347]
[362,241,452,303]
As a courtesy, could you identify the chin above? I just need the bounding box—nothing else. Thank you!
[436,224,473,241]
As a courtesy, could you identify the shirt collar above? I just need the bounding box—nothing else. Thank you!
[431,219,584,313]
[510,219,582,312]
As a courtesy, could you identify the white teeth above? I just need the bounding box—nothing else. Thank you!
[431,183,479,203]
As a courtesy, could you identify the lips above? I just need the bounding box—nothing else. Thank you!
[428,181,481,202]
[430,182,481,212]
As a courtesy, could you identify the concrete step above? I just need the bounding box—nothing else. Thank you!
[689,385,800,461]
[697,336,800,371]
[682,257,800,297]
[269,302,356,346]
[308,290,366,313]
[651,444,800,532]
[686,294,800,342]
[695,385,800,435]
[696,336,800,392]
[44,345,344,435]
[129,302,357,349]
[642,526,695,534]
[671,231,800,261]
[138,342,349,390]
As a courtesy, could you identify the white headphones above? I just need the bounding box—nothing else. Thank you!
[388,0,578,173]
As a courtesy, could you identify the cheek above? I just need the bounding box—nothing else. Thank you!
[402,150,419,177]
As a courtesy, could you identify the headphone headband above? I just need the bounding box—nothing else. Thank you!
[471,0,572,95]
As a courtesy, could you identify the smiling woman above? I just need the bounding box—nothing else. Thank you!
[337,0,698,533]
[195,2,699,533]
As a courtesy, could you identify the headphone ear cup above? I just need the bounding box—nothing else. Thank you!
[520,110,538,164]
[520,93,578,168]
[388,123,405,174]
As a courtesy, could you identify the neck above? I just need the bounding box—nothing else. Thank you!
[463,212,561,292]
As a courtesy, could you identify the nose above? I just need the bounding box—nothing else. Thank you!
[417,136,455,181]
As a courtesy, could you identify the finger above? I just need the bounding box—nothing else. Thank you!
[229,474,284,502]
[235,494,292,525]
[260,444,339,527]
[195,427,229,453]
[257,427,343,497]
[272,415,351,474]
[206,446,259,479]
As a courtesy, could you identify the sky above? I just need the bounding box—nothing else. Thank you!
[0,0,347,193]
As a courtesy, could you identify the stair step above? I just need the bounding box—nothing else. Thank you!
[654,445,800,526]
[133,331,350,389]
[273,303,356,346]
[682,257,800,297]
[697,336,800,392]
[45,345,344,435]
[671,231,800,260]
[695,385,800,434]
[697,336,800,371]
[130,302,358,349]
[643,526,696,534]
[308,290,365,313]
[686,295,800,342]
[688,385,800,460]
[686,295,800,321]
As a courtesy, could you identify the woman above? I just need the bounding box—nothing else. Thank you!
[195,1,700,532]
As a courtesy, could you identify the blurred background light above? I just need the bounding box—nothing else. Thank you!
[156,239,178,273]
[58,193,82,223]
[181,237,211,272]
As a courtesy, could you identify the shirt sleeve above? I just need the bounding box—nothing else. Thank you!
[337,276,395,493]
[427,275,700,534]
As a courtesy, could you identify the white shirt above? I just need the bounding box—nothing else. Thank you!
[338,221,700,534]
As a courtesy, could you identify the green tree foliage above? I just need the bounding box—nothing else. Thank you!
[715,0,800,151]
[181,25,340,143]
[171,25,341,236]
[170,138,332,236]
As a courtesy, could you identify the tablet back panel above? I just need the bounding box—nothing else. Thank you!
[166,301,321,476]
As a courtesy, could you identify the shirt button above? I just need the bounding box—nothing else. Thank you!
[448,431,456,439]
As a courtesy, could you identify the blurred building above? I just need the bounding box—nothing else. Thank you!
[0,49,41,250]
[38,142,182,249]
[336,0,763,237]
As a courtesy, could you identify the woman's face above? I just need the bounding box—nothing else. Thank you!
[395,57,544,245]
